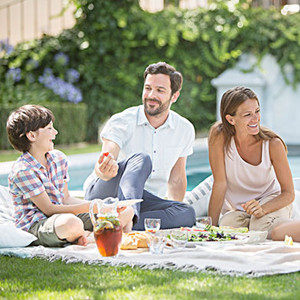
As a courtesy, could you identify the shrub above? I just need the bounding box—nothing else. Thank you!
[0,37,86,149]
[0,102,87,150]
[70,0,300,141]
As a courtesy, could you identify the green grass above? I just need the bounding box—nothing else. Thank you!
[0,143,100,162]
[0,256,299,299]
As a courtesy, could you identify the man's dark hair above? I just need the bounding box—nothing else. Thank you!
[6,104,54,152]
[144,62,183,95]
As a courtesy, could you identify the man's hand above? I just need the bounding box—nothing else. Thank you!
[96,152,119,181]
[241,199,266,218]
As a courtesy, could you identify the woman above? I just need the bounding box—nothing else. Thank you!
[208,86,294,238]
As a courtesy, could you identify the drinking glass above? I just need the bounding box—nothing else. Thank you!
[146,231,166,254]
[196,216,212,229]
[144,218,161,233]
[170,229,188,249]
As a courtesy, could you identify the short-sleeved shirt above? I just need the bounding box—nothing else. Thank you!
[8,150,69,231]
[84,105,195,198]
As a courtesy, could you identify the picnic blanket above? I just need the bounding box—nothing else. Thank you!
[1,184,300,277]
[1,240,300,277]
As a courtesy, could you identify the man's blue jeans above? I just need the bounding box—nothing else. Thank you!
[85,153,195,230]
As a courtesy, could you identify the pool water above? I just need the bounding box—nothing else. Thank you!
[66,149,212,191]
[1,154,299,191]
[66,163,212,192]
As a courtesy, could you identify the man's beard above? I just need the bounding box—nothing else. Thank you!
[143,98,171,116]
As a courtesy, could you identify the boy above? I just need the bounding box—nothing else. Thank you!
[7,105,133,247]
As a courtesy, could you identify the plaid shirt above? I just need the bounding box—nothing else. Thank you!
[8,150,69,231]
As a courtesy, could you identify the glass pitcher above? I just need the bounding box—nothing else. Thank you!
[89,197,122,257]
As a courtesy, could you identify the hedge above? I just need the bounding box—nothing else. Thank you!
[0,102,87,150]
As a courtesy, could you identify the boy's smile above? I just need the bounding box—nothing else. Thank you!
[34,121,58,153]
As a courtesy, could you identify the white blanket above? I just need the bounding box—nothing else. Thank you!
[1,184,300,277]
[1,240,300,277]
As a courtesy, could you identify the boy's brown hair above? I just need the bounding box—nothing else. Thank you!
[6,104,54,152]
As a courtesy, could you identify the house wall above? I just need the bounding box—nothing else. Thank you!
[0,0,76,45]
[1,0,297,46]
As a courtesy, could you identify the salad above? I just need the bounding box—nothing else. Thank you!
[181,225,239,242]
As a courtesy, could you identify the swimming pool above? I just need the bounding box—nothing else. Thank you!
[1,147,300,191]
[65,158,212,192]
[0,150,210,190]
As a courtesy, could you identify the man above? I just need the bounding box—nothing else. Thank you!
[84,62,195,202]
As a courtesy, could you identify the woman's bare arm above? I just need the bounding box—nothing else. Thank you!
[208,125,227,226]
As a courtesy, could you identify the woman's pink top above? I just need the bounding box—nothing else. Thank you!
[223,138,280,212]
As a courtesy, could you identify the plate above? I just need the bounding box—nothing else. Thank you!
[117,199,143,207]
[239,230,268,244]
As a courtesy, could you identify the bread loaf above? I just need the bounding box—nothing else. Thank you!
[120,234,138,250]
[134,232,149,248]
[120,232,149,250]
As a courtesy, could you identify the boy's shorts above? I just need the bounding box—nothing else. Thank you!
[28,213,93,247]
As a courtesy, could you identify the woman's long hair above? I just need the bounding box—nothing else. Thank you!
[209,86,287,153]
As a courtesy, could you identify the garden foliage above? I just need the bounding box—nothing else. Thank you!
[0,103,87,150]
[0,37,86,149]
[1,0,300,144]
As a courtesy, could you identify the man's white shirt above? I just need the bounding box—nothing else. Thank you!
[84,105,195,199]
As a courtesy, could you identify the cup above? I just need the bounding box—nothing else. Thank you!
[196,216,212,229]
[170,229,188,249]
[146,231,166,254]
[144,218,161,233]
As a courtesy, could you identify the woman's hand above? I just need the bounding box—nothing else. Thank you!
[96,152,119,181]
[241,199,266,218]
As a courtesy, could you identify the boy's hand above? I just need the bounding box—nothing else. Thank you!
[96,152,118,181]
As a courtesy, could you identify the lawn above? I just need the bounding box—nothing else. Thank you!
[0,256,299,299]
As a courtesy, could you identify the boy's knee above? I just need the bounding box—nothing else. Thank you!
[55,214,84,236]
[68,216,84,234]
